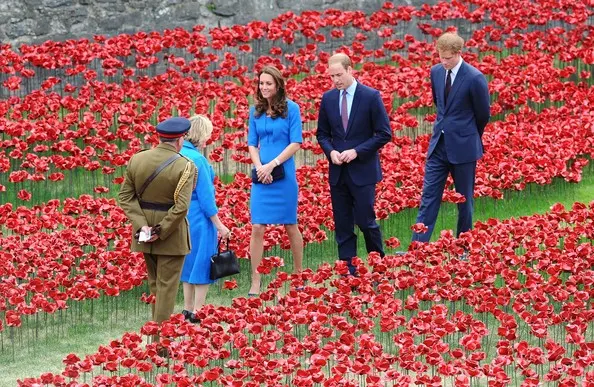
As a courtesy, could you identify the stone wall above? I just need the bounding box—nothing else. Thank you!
[0,0,433,47]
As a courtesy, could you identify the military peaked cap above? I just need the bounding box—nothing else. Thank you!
[156,117,191,138]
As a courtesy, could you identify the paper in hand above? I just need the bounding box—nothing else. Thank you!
[138,230,151,242]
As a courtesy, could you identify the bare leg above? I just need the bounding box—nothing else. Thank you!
[193,285,209,311]
[249,224,266,295]
[182,282,194,311]
[285,224,303,273]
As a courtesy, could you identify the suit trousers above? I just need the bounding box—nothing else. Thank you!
[144,253,185,324]
[412,134,477,243]
[330,168,384,275]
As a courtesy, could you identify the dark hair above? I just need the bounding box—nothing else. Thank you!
[254,65,288,119]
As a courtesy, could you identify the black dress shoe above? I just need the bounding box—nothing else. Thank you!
[182,309,192,321]
[189,313,200,324]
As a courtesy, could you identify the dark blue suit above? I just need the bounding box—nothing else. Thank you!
[412,61,490,243]
[317,83,392,274]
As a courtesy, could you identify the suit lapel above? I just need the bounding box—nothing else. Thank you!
[330,89,344,137]
[445,62,467,112]
[345,83,362,136]
[435,67,446,111]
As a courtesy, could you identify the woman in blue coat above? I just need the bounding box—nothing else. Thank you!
[247,65,303,296]
[180,115,230,322]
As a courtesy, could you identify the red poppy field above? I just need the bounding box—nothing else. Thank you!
[2,0,594,385]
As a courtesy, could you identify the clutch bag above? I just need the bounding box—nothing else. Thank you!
[251,164,285,184]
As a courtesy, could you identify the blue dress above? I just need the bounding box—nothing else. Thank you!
[180,141,218,285]
[248,99,303,224]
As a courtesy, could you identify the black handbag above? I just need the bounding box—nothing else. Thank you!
[251,164,285,184]
[210,237,240,280]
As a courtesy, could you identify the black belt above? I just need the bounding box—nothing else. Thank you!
[139,200,174,211]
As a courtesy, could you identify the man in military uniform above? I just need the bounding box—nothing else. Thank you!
[118,117,197,326]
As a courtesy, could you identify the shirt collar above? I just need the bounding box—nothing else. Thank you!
[343,79,358,96]
[450,57,463,77]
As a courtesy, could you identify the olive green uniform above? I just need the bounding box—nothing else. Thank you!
[118,143,197,323]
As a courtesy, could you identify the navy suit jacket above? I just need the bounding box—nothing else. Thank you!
[317,83,392,186]
[428,61,490,164]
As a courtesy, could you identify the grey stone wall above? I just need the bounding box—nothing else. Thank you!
[0,0,429,47]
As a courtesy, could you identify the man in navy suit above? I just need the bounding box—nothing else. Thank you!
[412,32,490,244]
[317,53,392,275]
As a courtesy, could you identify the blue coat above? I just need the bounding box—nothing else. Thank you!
[179,141,218,285]
[427,61,491,164]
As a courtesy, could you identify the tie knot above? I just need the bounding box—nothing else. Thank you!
[447,69,452,76]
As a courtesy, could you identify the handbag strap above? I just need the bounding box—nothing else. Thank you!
[216,236,231,254]
[137,153,181,198]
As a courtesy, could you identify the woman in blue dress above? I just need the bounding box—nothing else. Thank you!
[180,115,230,322]
[247,65,303,296]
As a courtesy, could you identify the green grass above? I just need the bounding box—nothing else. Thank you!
[0,291,152,385]
[0,167,126,206]
[1,165,592,385]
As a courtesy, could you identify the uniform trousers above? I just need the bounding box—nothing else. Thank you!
[143,253,185,323]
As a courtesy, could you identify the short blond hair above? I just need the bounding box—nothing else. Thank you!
[187,114,213,146]
[436,33,464,54]
[328,53,352,70]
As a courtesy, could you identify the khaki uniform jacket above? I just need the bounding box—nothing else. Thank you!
[118,143,197,256]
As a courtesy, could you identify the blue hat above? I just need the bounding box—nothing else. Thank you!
[156,117,191,138]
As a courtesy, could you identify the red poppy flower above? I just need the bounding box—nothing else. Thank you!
[16,189,31,201]
[411,223,428,233]
[224,279,238,290]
